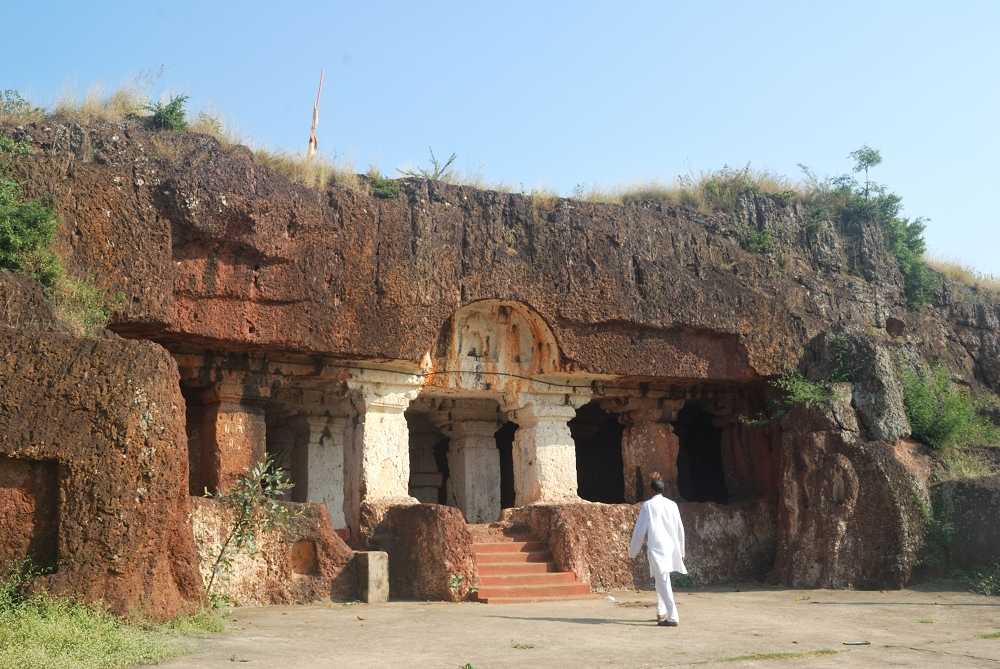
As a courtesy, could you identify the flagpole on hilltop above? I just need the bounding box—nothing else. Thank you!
[307,69,325,158]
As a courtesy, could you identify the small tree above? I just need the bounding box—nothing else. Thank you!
[849,145,881,198]
[204,455,297,596]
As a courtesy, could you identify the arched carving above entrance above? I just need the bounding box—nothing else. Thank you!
[423,300,564,395]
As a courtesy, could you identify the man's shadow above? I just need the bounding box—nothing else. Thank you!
[487,615,652,627]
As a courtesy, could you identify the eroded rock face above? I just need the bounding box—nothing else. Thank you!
[190,497,354,605]
[371,504,476,601]
[773,399,931,588]
[802,330,911,442]
[0,323,202,619]
[931,475,1000,570]
[7,120,996,393]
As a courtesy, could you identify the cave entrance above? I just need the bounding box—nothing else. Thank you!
[570,401,626,503]
[676,401,728,503]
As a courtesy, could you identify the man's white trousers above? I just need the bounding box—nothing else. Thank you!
[653,568,678,622]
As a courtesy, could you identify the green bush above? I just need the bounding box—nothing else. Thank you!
[0,178,60,288]
[146,95,189,131]
[737,224,776,254]
[902,366,998,451]
[772,371,833,409]
[0,90,43,124]
[367,168,400,199]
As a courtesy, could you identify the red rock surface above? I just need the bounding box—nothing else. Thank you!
[4,121,997,393]
[373,504,476,601]
[0,307,202,619]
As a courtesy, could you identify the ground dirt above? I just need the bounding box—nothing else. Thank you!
[154,586,1000,668]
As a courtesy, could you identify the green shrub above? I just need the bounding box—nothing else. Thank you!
[902,365,998,451]
[772,371,833,409]
[367,168,400,199]
[146,95,189,131]
[54,277,122,336]
[737,224,776,254]
[0,177,60,288]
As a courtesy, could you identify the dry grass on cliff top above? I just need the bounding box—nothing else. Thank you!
[578,166,802,211]
[926,257,1000,294]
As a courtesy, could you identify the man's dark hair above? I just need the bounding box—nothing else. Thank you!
[650,478,665,494]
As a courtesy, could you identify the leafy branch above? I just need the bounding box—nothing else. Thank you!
[204,455,298,595]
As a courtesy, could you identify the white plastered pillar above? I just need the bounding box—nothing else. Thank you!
[345,372,422,539]
[509,392,590,506]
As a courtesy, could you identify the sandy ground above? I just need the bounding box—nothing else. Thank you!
[156,586,1000,669]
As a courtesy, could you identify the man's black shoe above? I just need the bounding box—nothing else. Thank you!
[657,620,679,627]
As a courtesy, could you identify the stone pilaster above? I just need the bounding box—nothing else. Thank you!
[303,414,349,530]
[509,392,589,506]
[198,382,269,494]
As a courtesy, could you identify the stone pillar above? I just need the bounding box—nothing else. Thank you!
[199,383,268,494]
[345,373,421,541]
[619,400,683,502]
[434,400,502,523]
[303,414,348,530]
[509,392,588,506]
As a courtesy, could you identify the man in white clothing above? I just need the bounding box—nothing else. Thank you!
[628,477,687,627]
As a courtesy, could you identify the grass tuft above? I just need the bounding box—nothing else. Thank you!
[254,149,362,193]
[980,631,1000,640]
[52,86,149,125]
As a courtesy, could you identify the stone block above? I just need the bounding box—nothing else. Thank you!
[355,551,389,603]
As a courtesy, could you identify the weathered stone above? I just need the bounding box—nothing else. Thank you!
[773,400,931,588]
[802,331,911,443]
[354,551,389,603]
[0,326,202,619]
[507,500,776,590]
[373,504,476,601]
[190,497,354,606]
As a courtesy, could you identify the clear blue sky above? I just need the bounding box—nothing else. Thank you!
[3,1,998,273]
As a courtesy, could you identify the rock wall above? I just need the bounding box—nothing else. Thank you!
[0,287,202,618]
[370,504,476,601]
[190,497,354,605]
[5,121,997,393]
[508,500,776,590]
[931,475,1000,570]
[773,394,931,589]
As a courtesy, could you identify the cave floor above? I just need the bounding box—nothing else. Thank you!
[155,586,1000,669]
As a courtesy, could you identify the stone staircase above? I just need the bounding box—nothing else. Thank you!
[469,525,592,604]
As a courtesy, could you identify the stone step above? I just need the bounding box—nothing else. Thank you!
[472,541,547,554]
[478,593,597,604]
[477,562,556,576]
[478,572,578,586]
[474,551,551,564]
[476,582,592,601]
